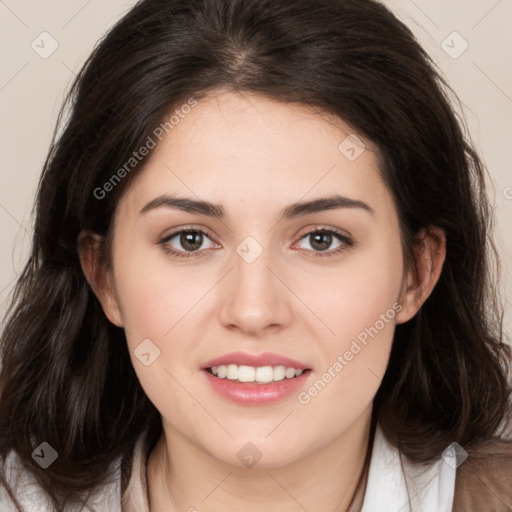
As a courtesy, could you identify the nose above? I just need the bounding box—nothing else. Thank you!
[218,244,293,337]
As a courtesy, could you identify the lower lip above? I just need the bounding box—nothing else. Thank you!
[203,369,311,406]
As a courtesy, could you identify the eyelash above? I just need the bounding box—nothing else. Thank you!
[158,227,355,260]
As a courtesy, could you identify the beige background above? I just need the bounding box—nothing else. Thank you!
[1,0,511,339]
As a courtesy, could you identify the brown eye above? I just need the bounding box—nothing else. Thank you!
[160,229,217,257]
[294,228,354,257]
[309,231,333,251]
[179,231,204,251]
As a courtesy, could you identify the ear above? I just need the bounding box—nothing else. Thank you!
[77,231,124,327]
[396,226,446,324]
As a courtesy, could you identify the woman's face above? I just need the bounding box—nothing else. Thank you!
[99,90,416,467]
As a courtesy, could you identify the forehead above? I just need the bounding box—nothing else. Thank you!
[116,90,394,222]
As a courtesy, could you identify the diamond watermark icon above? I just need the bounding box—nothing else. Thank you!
[338,134,366,161]
[31,442,58,469]
[441,31,469,59]
[31,32,59,59]
[441,442,468,469]
[237,442,263,468]
[236,236,264,264]
[134,338,161,366]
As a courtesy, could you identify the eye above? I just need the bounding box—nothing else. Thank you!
[159,229,218,258]
[294,228,354,257]
[159,226,354,260]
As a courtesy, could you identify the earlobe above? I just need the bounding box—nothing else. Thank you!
[396,226,446,324]
[77,231,124,327]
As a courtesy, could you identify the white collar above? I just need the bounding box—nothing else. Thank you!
[361,424,456,512]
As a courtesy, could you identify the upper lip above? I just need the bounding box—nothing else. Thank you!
[202,351,309,370]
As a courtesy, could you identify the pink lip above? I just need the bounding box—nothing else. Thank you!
[201,351,309,370]
[201,351,312,406]
[203,369,312,406]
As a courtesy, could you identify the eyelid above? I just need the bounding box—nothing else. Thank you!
[294,224,352,242]
[159,223,219,241]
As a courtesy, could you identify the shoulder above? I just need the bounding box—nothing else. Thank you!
[452,436,512,511]
[1,449,52,511]
[1,450,123,512]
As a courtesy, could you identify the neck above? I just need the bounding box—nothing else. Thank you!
[147,409,374,512]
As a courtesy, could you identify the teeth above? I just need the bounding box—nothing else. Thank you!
[226,364,238,380]
[273,365,286,381]
[210,364,305,383]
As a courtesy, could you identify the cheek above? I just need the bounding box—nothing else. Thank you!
[110,251,206,420]
[110,240,203,342]
[110,246,221,390]
[295,264,402,435]
[113,269,170,344]
[301,231,404,402]
[309,235,403,344]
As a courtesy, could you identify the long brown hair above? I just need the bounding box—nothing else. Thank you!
[1,0,510,509]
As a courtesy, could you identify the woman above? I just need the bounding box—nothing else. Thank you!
[1,0,511,510]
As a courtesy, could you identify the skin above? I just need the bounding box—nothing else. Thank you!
[79,89,446,512]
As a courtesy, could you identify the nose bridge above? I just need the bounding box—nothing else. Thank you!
[218,234,291,334]
[235,239,275,294]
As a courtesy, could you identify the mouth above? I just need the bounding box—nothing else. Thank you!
[201,353,313,405]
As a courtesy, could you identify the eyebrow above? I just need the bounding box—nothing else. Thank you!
[140,193,374,220]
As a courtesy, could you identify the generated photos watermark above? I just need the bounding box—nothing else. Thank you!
[298,301,402,405]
